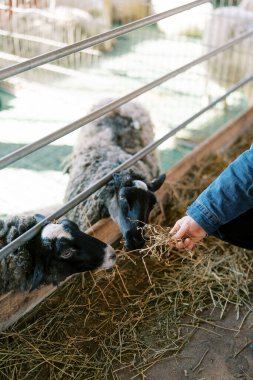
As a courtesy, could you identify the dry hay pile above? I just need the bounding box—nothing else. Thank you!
[0,128,253,380]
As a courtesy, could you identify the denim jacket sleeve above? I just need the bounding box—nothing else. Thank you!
[187,145,253,235]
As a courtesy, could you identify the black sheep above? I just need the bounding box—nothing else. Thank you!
[0,215,116,294]
[65,100,165,250]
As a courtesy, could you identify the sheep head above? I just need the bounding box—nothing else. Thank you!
[31,216,116,290]
[108,170,165,250]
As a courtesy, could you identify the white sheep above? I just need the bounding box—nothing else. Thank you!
[239,0,253,12]
[203,6,253,101]
[51,0,113,50]
[111,0,152,24]
[0,215,116,294]
[64,100,165,250]
[54,0,152,24]
[152,0,213,38]
[4,4,113,54]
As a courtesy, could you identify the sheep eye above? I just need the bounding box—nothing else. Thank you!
[60,249,74,259]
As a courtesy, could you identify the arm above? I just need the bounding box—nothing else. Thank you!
[171,146,253,248]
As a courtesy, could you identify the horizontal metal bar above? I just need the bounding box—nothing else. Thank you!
[0,29,100,56]
[1,28,253,171]
[0,51,99,78]
[1,73,252,260]
[0,0,208,81]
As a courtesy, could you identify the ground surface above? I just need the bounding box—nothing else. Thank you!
[118,306,253,380]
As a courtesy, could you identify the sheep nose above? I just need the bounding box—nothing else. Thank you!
[125,232,145,250]
[101,245,116,269]
[133,235,145,248]
[133,233,145,243]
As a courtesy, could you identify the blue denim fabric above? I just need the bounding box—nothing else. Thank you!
[187,145,253,235]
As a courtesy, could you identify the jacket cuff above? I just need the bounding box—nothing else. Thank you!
[187,200,220,235]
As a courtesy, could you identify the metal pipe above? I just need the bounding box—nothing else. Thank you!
[0,0,208,81]
[1,28,253,170]
[1,74,252,259]
[0,29,100,56]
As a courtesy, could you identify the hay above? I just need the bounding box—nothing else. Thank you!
[0,128,253,380]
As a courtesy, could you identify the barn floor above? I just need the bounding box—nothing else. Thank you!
[118,305,253,380]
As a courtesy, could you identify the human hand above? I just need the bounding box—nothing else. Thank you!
[170,215,207,250]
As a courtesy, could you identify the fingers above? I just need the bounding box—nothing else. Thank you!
[174,237,195,250]
[176,240,184,249]
[170,216,206,250]
[171,218,197,250]
[171,216,189,239]
[171,222,188,240]
[171,219,189,249]
[173,224,188,239]
[183,238,195,250]
[170,221,180,235]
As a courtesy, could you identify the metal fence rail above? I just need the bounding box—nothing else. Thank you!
[1,28,253,170]
[1,0,253,259]
[1,74,253,259]
[0,0,208,81]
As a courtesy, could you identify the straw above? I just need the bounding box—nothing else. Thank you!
[0,127,253,380]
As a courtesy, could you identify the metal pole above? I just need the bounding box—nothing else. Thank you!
[1,74,252,259]
[0,0,208,80]
[1,28,253,170]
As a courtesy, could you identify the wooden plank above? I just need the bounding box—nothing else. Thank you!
[0,106,252,331]
[0,286,55,331]
[86,218,121,245]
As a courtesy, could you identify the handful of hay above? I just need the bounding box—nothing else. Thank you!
[0,129,253,380]
[139,223,195,260]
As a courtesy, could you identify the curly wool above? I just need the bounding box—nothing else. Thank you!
[0,216,37,293]
[64,100,160,230]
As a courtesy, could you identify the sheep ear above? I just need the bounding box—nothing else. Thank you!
[30,256,46,292]
[148,174,166,192]
[34,214,45,223]
[60,219,79,232]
